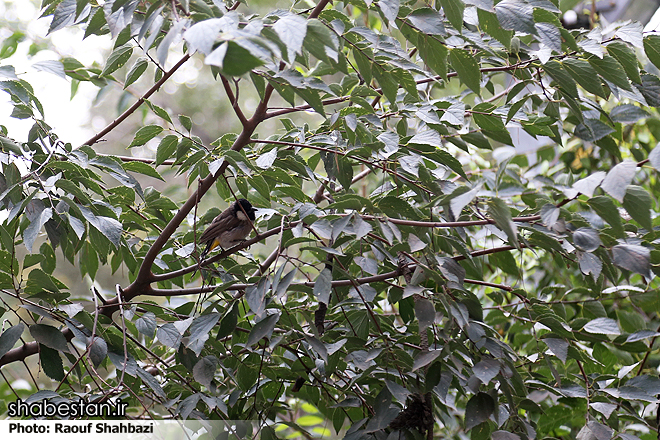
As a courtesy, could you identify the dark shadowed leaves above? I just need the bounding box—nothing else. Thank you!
[495,0,534,34]
[193,355,218,388]
[313,268,332,304]
[544,338,568,363]
[612,244,651,279]
[414,297,435,330]
[488,197,518,248]
[573,227,601,252]
[574,119,614,142]
[465,392,495,430]
[39,345,64,381]
[30,324,70,353]
[247,312,280,346]
[622,185,652,231]
[610,104,650,123]
[578,252,602,280]
[88,336,108,368]
[0,323,24,359]
[473,358,500,384]
[637,74,660,107]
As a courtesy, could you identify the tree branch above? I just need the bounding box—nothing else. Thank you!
[221,75,249,127]
[82,54,191,147]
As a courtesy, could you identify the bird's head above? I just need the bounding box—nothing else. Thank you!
[235,199,256,221]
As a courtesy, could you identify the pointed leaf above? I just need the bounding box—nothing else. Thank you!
[488,197,518,248]
[30,324,70,353]
[573,227,601,252]
[622,185,652,230]
[247,313,280,346]
[450,49,481,95]
[601,161,637,202]
[473,358,500,384]
[583,317,620,335]
[465,392,495,430]
[612,244,651,279]
[0,324,24,359]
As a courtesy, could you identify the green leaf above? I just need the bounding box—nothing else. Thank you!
[23,206,52,253]
[124,57,148,88]
[84,7,107,39]
[418,34,448,80]
[29,324,70,353]
[573,227,601,252]
[304,19,337,63]
[607,41,641,84]
[562,59,605,98]
[192,355,218,388]
[450,49,481,95]
[189,313,220,343]
[78,205,123,247]
[644,35,660,71]
[378,196,418,219]
[373,66,399,104]
[405,8,446,36]
[156,135,178,166]
[39,345,65,381]
[137,366,167,398]
[473,358,500,384]
[588,55,631,91]
[622,185,652,231]
[313,268,332,305]
[637,74,660,107]
[147,101,173,124]
[206,42,264,77]
[535,22,561,53]
[123,161,164,181]
[612,244,651,279]
[495,0,535,34]
[440,0,465,32]
[465,392,495,430]
[378,0,400,24]
[543,60,578,98]
[247,313,280,346]
[610,104,650,123]
[157,323,182,348]
[587,196,623,236]
[48,0,77,35]
[136,311,157,338]
[217,303,239,340]
[471,103,513,145]
[101,43,133,77]
[478,9,513,50]
[0,324,24,359]
[178,114,192,132]
[88,336,107,367]
[130,125,163,147]
[488,197,518,248]
[273,14,307,60]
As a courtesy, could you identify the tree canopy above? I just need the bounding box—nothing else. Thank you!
[2,0,660,439]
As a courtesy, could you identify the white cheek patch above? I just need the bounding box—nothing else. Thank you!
[236,210,249,221]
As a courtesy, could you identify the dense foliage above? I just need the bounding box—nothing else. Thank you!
[2,0,660,438]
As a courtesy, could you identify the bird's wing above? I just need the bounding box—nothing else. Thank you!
[198,209,240,244]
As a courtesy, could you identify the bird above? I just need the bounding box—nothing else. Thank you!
[198,198,256,261]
